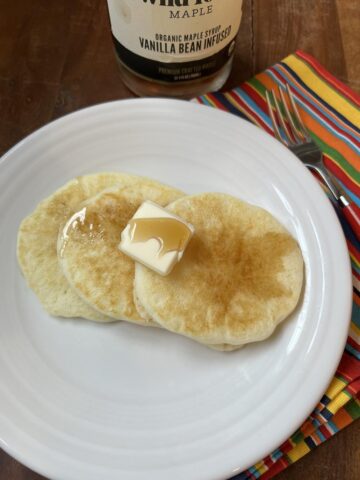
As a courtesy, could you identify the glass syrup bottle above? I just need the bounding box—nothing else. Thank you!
[107,0,243,98]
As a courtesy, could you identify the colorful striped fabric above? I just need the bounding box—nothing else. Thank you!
[195,50,360,479]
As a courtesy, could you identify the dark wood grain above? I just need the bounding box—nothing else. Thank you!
[0,0,359,479]
[253,0,348,81]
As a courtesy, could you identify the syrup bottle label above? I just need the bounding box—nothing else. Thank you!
[107,0,243,82]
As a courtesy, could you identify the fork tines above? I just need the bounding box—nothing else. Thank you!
[266,85,311,146]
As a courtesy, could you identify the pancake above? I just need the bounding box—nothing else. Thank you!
[17,172,181,322]
[134,193,304,348]
[57,183,184,324]
[133,289,238,351]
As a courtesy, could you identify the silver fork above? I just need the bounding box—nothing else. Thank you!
[266,85,360,240]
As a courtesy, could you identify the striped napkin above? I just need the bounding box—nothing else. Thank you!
[195,50,360,479]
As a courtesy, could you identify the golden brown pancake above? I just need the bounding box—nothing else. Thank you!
[58,183,183,324]
[17,172,182,322]
[133,289,240,351]
[134,193,304,347]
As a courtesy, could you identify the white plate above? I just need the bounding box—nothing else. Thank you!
[0,99,352,480]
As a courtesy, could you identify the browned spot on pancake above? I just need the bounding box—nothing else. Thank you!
[178,231,296,334]
[61,193,138,315]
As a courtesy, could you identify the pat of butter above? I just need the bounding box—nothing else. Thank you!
[119,201,194,276]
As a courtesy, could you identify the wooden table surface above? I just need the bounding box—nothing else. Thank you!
[0,0,359,479]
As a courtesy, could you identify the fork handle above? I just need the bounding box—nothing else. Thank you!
[339,196,360,241]
[308,164,360,241]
